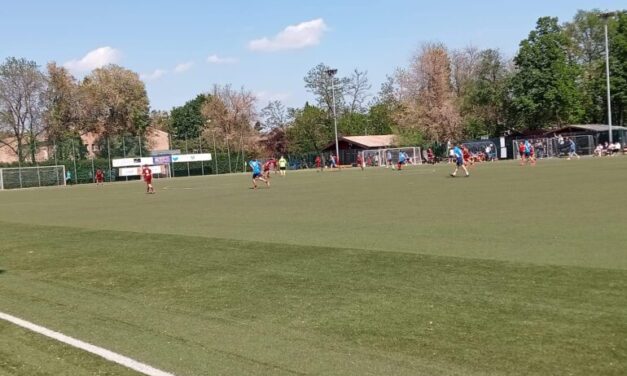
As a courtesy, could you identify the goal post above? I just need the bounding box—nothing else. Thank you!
[0,165,66,190]
[361,147,423,167]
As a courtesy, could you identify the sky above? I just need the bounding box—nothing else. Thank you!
[0,0,623,111]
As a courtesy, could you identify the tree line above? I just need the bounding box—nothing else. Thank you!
[1,9,625,164]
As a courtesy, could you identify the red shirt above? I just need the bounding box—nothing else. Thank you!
[263,161,271,171]
[95,171,104,179]
[142,167,152,181]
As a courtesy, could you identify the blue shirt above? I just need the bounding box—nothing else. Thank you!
[249,160,261,174]
[399,152,406,162]
[569,140,576,151]
[453,146,463,159]
[524,141,531,153]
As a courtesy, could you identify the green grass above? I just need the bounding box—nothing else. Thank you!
[0,158,626,375]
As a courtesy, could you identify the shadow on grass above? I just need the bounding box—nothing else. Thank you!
[0,269,6,275]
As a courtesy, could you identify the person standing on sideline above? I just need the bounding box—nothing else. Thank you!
[386,150,393,168]
[567,138,580,160]
[450,143,469,177]
[249,159,268,189]
[278,156,287,176]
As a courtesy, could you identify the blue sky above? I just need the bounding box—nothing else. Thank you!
[0,0,623,111]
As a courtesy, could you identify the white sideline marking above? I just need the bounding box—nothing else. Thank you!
[0,311,175,376]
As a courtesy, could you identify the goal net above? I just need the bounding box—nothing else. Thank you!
[362,147,422,167]
[0,165,66,190]
[381,147,423,166]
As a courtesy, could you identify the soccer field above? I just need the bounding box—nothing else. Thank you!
[0,158,626,375]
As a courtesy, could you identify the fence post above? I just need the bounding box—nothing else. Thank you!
[199,135,205,175]
[71,138,78,185]
[212,131,218,175]
[185,135,190,177]
[107,137,112,182]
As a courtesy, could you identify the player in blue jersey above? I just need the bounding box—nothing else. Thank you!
[249,159,269,189]
[397,151,407,170]
[450,143,469,177]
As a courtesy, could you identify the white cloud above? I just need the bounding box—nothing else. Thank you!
[174,61,194,73]
[140,69,167,81]
[206,54,239,64]
[63,46,121,74]
[248,18,328,52]
[255,91,291,103]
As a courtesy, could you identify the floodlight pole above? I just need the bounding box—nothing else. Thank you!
[601,12,616,143]
[326,69,340,164]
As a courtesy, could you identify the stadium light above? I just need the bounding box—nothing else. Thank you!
[600,11,618,143]
[325,69,340,164]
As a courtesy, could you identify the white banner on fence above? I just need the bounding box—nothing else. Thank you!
[171,153,211,163]
[112,157,155,168]
[118,165,165,177]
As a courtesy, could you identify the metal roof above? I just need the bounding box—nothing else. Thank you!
[546,124,627,134]
[339,135,397,148]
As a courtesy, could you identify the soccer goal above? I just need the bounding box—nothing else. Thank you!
[362,149,384,167]
[0,165,66,190]
[380,147,423,165]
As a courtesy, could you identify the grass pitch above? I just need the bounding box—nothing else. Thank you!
[0,158,626,375]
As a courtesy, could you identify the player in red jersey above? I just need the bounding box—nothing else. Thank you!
[315,155,322,172]
[518,142,526,165]
[462,146,472,166]
[141,165,155,194]
[356,153,364,171]
[262,159,273,186]
[95,168,104,186]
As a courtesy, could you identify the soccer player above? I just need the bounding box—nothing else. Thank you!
[397,151,407,170]
[141,165,155,194]
[262,159,273,181]
[249,159,268,189]
[462,146,472,166]
[356,153,364,171]
[386,150,393,168]
[518,142,526,165]
[278,156,287,176]
[315,155,322,172]
[567,138,580,160]
[95,168,104,186]
[450,143,469,177]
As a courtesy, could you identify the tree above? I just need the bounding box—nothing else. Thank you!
[201,85,259,159]
[608,11,627,126]
[509,17,583,129]
[81,65,150,139]
[395,43,461,142]
[260,100,289,131]
[286,103,331,153]
[450,46,481,98]
[0,57,47,163]
[149,110,170,131]
[45,62,84,141]
[459,49,513,137]
[345,69,371,114]
[170,94,208,139]
[304,63,349,114]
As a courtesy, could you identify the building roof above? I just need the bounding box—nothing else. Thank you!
[545,124,627,135]
[330,135,397,149]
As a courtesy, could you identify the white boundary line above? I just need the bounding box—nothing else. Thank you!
[0,311,175,376]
